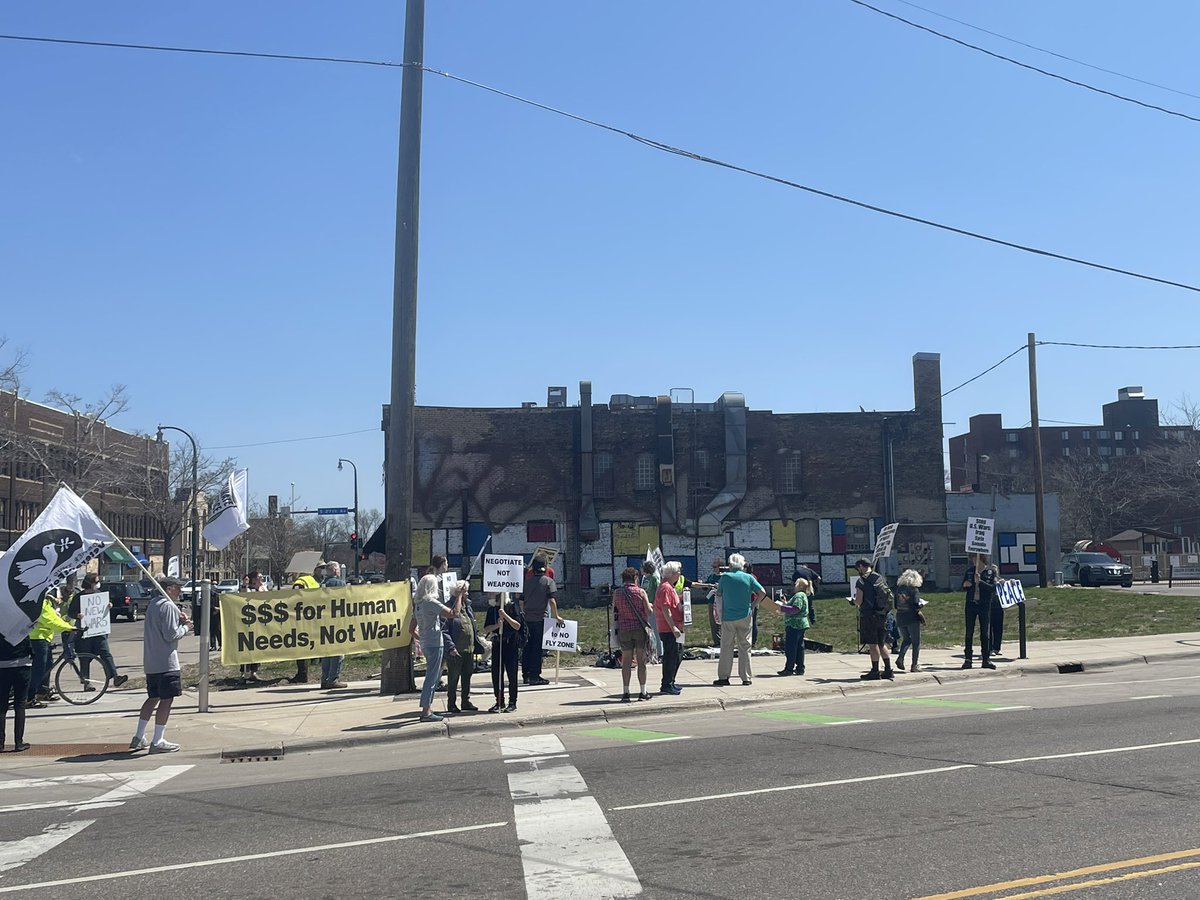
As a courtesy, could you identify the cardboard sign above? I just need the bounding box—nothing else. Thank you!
[682,588,693,626]
[483,554,525,593]
[80,591,111,639]
[997,579,1026,609]
[541,618,578,652]
[871,523,899,563]
[532,545,559,567]
[966,517,995,556]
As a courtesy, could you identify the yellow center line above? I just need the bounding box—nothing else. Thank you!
[999,860,1200,899]
[912,846,1200,899]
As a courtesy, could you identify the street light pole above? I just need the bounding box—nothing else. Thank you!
[338,458,359,577]
[974,453,989,493]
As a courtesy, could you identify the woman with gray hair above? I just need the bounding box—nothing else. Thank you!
[894,569,925,672]
[654,561,685,695]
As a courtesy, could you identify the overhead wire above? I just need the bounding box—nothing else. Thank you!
[3,31,1200,292]
[208,428,376,450]
[940,345,1027,398]
[1037,340,1200,350]
[844,0,1200,125]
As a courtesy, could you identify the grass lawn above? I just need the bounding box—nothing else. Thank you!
[168,586,1198,689]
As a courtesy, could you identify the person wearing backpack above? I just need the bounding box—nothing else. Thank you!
[852,558,894,680]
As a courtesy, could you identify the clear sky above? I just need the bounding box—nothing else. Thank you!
[3,1,1197,517]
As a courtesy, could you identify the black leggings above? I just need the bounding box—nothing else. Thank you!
[659,631,681,690]
[964,602,990,661]
[0,667,31,746]
[492,644,519,706]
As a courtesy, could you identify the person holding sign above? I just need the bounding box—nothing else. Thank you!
[961,554,996,670]
[67,572,127,690]
[484,592,522,713]
[654,561,685,695]
[411,555,461,722]
[519,555,562,687]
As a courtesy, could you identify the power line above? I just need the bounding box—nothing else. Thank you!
[890,0,1200,102]
[5,31,1200,293]
[1038,341,1200,350]
[844,0,1200,125]
[208,428,376,450]
[941,345,1026,398]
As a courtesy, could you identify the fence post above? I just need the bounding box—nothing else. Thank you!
[1018,600,1027,659]
[1169,564,1174,588]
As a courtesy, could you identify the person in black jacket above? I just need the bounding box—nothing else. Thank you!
[962,555,996,670]
[0,634,33,752]
[853,558,894,680]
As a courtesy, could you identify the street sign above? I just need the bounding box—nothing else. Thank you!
[317,507,349,516]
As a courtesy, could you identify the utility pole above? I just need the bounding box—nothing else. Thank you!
[1028,332,1048,587]
[381,0,424,696]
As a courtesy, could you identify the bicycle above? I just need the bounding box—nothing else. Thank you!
[52,652,112,705]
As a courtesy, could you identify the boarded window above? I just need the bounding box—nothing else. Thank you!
[527,520,556,543]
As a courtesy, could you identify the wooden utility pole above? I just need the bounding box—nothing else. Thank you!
[1028,332,1048,588]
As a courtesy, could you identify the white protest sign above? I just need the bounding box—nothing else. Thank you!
[439,572,458,604]
[966,517,995,556]
[647,546,665,576]
[541,618,578,652]
[483,554,525,593]
[167,556,180,578]
[997,579,1026,609]
[682,587,693,626]
[80,591,111,638]
[871,523,899,563]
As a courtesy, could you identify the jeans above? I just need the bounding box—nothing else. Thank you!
[419,639,444,709]
[964,602,990,662]
[783,625,806,673]
[78,635,118,680]
[717,615,753,681]
[659,631,681,691]
[522,619,545,681]
[491,642,519,707]
[446,651,474,704]
[27,640,52,701]
[896,613,921,667]
[0,667,31,746]
[62,632,76,662]
[321,656,345,686]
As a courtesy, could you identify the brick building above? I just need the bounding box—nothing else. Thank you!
[1,390,169,574]
[403,353,950,596]
[948,386,1190,494]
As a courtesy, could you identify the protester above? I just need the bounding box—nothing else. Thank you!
[288,563,324,684]
[68,572,128,690]
[484,591,522,713]
[852,558,895,680]
[641,560,663,663]
[410,555,460,722]
[654,561,685,695]
[130,576,191,753]
[744,561,762,645]
[519,554,563,686]
[777,577,811,676]
[713,553,765,687]
[990,572,1005,658]
[0,633,32,752]
[240,571,267,683]
[793,563,822,625]
[962,555,997,670]
[613,567,653,702]
[53,586,76,663]
[26,593,74,707]
[209,579,222,652]
[319,562,348,690]
[894,569,924,673]
[704,557,723,646]
[444,581,478,714]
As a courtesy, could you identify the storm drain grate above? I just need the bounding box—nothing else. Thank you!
[1057,662,1085,674]
[221,746,285,763]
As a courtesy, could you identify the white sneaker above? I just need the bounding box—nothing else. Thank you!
[129,736,149,752]
[149,740,180,754]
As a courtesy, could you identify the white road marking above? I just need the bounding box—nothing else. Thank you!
[0,821,507,894]
[986,737,1200,766]
[0,821,94,875]
[1129,695,1169,700]
[612,765,978,811]
[935,674,1200,698]
[0,775,122,792]
[638,736,690,744]
[501,734,641,899]
[0,766,192,815]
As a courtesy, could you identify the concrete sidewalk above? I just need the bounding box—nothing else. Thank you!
[15,631,1200,759]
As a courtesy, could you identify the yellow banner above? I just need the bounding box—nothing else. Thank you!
[219,582,413,665]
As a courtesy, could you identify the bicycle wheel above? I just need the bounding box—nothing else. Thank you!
[54,653,110,705]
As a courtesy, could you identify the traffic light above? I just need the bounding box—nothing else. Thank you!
[350,532,359,550]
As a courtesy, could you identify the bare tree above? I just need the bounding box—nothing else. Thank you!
[0,337,26,396]
[1046,454,1150,544]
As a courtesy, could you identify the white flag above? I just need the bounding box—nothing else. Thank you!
[0,486,114,645]
[203,469,250,551]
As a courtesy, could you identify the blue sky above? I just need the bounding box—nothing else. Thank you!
[3,1,1197,516]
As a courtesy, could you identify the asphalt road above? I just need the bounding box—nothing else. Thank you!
[3,662,1199,899]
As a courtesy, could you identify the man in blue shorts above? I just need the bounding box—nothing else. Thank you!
[130,575,191,753]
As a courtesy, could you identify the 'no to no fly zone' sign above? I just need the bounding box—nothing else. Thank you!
[483,554,526,593]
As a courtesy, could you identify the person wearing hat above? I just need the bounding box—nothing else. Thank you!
[287,562,325,684]
[67,572,128,690]
[519,554,563,687]
[130,575,191,753]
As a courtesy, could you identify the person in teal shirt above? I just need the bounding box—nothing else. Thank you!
[713,553,765,686]
[777,577,811,676]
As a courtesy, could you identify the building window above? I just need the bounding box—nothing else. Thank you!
[1005,432,1019,443]
[1098,430,1110,439]
[1082,431,1090,440]
[593,452,614,498]
[693,450,710,490]
[1115,431,1124,440]
[1132,430,1140,440]
[1061,431,1070,441]
[781,453,803,494]
[1115,447,1126,457]
[1008,448,1019,459]
[1061,447,1070,457]
[527,520,556,543]
[1099,445,1111,456]
[634,453,656,492]
[1133,446,1141,455]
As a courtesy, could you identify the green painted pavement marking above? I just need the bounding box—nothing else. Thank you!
[578,726,687,743]
[890,698,1027,711]
[748,711,870,725]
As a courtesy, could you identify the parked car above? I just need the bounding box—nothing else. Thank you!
[1061,552,1133,587]
[179,580,202,603]
[100,581,152,622]
[364,572,386,584]
[214,579,242,595]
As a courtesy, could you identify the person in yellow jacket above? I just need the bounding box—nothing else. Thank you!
[286,564,324,683]
[27,592,75,708]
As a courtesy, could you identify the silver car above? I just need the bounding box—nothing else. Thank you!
[1062,552,1133,588]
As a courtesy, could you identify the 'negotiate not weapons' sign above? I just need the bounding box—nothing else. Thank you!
[483,554,525,592]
